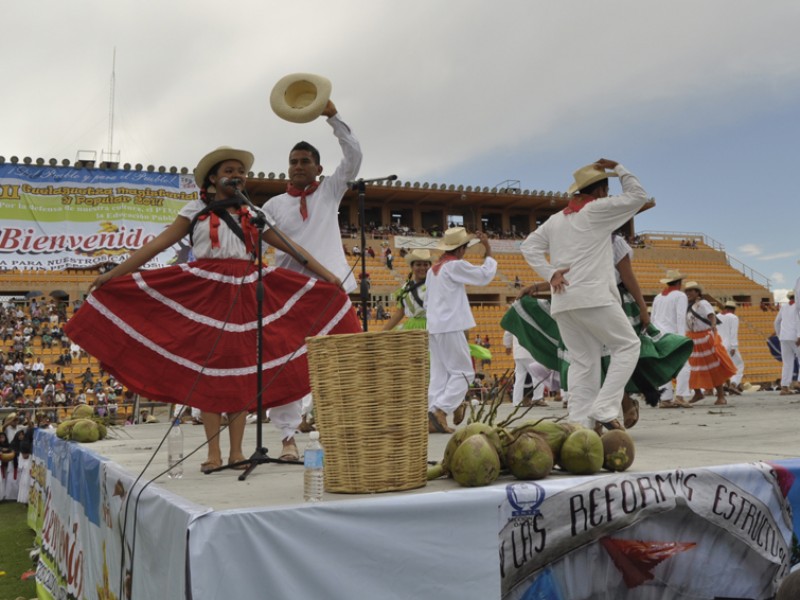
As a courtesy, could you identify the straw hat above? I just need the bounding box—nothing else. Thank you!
[405,249,433,265]
[568,163,619,195]
[741,382,761,393]
[2,411,18,427]
[437,227,480,251]
[659,269,684,284]
[724,300,737,309]
[788,291,795,299]
[194,146,254,187]
[684,281,702,292]
[270,73,332,124]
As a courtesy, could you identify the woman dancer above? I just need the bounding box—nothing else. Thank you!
[65,146,360,471]
[382,249,433,331]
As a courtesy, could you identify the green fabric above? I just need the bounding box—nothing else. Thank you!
[401,316,427,330]
[469,343,492,361]
[501,295,693,393]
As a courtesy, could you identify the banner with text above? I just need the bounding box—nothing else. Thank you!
[499,462,795,600]
[0,164,198,271]
[28,430,206,600]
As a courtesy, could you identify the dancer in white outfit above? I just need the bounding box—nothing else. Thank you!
[774,291,800,394]
[502,331,556,407]
[651,269,692,407]
[717,300,745,389]
[521,159,648,432]
[426,228,497,433]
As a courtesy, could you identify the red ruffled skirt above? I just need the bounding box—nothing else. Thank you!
[64,259,361,413]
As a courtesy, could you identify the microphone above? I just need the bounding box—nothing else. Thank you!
[218,177,242,188]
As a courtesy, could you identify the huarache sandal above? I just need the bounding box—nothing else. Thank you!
[279,439,300,461]
[200,458,222,474]
[594,419,625,436]
[622,396,640,429]
[228,454,249,470]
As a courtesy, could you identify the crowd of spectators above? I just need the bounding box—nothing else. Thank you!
[0,297,130,424]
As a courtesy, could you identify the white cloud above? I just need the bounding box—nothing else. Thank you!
[771,272,786,285]
[738,244,762,257]
[773,288,791,303]
[759,251,798,261]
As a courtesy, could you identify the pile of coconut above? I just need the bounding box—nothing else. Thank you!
[55,404,109,443]
[428,403,634,487]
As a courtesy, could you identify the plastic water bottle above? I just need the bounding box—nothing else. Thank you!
[303,431,324,502]
[167,418,184,479]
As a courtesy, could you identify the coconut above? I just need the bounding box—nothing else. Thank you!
[602,430,635,472]
[71,419,100,443]
[462,422,503,465]
[56,419,78,440]
[524,421,568,458]
[72,404,94,420]
[506,432,554,480]
[441,428,469,474]
[559,421,585,436]
[449,433,501,487]
[559,429,604,475]
[96,421,108,440]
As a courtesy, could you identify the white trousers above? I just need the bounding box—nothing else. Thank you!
[269,399,302,440]
[511,358,534,405]
[780,340,800,386]
[727,347,745,385]
[511,359,556,405]
[428,332,474,415]
[659,362,691,400]
[556,305,640,428]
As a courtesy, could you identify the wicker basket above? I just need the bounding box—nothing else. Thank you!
[306,329,429,493]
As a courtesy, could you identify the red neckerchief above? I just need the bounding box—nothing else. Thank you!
[197,207,259,254]
[563,193,597,215]
[661,284,681,296]
[790,300,796,306]
[431,254,458,275]
[286,182,320,221]
[197,211,223,248]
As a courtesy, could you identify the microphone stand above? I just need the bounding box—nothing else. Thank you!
[349,175,397,331]
[207,185,305,480]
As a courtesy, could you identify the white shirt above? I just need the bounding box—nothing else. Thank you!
[520,165,648,315]
[178,200,254,260]
[774,302,799,340]
[795,278,800,321]
[263,114,362,293]
[612,235,634,285]
[424,256,497,334]
[503,330,534,360]
[717,311,739,350]
[651,289,688,336]
[686,298,715,332]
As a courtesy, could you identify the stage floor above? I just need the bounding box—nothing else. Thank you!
[86,389,800,511]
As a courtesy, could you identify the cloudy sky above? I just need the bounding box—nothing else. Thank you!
[3,1,799,298]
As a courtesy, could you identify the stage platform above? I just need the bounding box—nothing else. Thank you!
[28,390,800,599]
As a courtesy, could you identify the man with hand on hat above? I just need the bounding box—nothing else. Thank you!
[717,300,745,392]
[651,269,693,407]
[521,159,648,432]
[775,290,800,395]
[425,228,496,433]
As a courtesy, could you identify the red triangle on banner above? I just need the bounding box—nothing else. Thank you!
[600,537,697,588]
